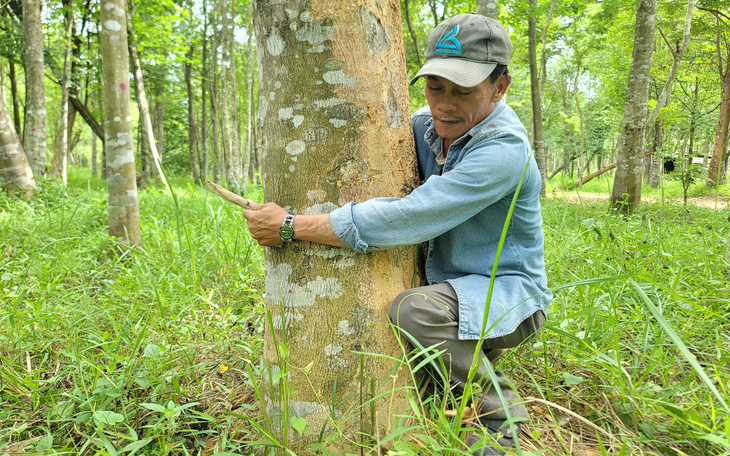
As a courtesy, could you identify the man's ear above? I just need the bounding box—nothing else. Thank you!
[490,73,511,102]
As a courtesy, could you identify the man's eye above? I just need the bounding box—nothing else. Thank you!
[456,90,472,96]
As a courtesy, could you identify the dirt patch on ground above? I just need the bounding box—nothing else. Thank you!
[548,192,730,210]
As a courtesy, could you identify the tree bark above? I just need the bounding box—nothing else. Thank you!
[101,0,140,247]
[8,60,22,137]
[242,2,255,192]
[22,0,47,178]
[528,0,550,197]
[0,81,36,195]
[476,0,498,20]
[51,4,73,185]
[225,12,242,194]
[610,0,656,213]
[254,0,416,451]
[649,118,663,188]
[708,63,730,187]
[91,128,98,177]
[200,0,209,178]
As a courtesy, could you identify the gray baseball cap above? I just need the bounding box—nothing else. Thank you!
[410,13,512,87]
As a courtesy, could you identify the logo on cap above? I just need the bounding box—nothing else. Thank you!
[435,25,461,55]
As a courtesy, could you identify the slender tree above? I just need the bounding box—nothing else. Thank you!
[254,0,416,451]
[184,43,201,184]
[528,0,553,196]
[22,0,47,178]
[200,0,210,178]
[127,0,170,192]
[611,0,657,213]
[51,2,74,185]
[701,6,730,187]
[0,80,36,195]
[100,0,140,247]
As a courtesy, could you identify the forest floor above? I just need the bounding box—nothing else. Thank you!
[549,191,730,210]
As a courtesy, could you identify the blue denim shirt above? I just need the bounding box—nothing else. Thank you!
[330,101,551,340]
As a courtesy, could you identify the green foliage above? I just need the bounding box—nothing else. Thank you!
[3,169,730,454]
[0,169,264,454]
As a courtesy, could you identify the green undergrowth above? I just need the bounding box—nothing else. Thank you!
[1,168,729,455]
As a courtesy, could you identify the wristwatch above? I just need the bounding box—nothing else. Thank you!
[279,214,295,243]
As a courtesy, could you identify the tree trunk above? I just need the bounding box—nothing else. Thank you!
[138,108,151,187]
[153,85,165,159]
[708,67,730,187]
[649,118,662,188]
[210,76,221,183]
[9,60,22,137]
[0,82,36,195]
[476,0,498,19]
[528,0,546,197]
[403,0,422,67]
[254,0,416,451]
[243,2,255,192]
[200,0,209,179]
[91,128,98,177]
[610,0,656,213]
[127,0,170,192]
[22,0,47,179]
[101,0,140,247]
[185,44,201,184]
[209,0,222,184]
[226,14,242,194]
[51,4,73,185]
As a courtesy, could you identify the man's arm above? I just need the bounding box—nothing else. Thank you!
[242,202,346,248]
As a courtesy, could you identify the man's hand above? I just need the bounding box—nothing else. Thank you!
[242,202,288,246]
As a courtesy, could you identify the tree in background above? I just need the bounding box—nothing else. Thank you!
[22,0,47,179]
[100,0,140,247]
[701,5,730,187]
[50,0,73,185]
[254,0,417,450]
[611,0,657,213]
[0,79,36,195]
[527,0,554,196]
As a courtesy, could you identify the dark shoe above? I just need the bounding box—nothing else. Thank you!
[467,419,521,456]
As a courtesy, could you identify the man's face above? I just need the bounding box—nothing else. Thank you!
[424,74,510,141]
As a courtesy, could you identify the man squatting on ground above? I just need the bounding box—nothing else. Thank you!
[243,13,552,455]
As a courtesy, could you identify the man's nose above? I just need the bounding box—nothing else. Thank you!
[435,94,457,112]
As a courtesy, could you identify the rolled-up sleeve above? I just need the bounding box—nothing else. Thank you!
[329,202,371,253]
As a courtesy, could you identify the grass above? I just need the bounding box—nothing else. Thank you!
[1,166,729,455]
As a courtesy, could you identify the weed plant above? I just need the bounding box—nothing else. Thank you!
[1,167,729,455]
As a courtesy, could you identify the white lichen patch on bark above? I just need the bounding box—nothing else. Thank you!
[338,320,355,336]
[258,96,269,123]
[313,97,344,109]
[303,202,338,214]
[266,262,344,313]
[295,11,334,54]
[104,20,122,31]
[266,27,286,56]
[286,140,306,158]
[323,70,358,89]
[324,344,342,355]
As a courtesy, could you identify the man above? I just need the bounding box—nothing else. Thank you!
[243,13,551,455]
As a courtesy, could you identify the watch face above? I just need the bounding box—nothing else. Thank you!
[280,225,294,240]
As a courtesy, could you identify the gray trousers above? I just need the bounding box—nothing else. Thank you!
[389,282,546,421]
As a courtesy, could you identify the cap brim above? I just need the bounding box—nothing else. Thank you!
[409,58,497,87]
